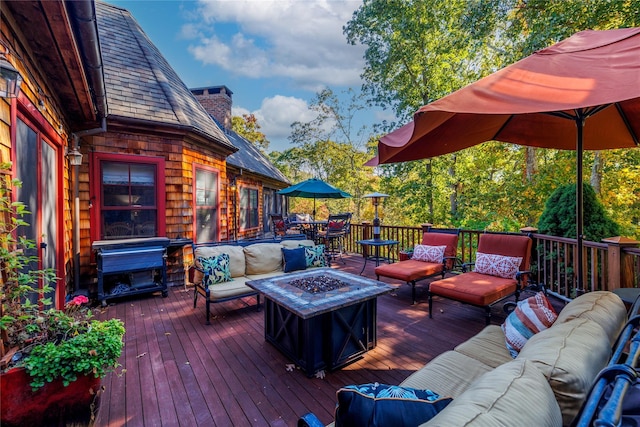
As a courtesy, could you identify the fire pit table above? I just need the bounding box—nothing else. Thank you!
[246,268,394,377]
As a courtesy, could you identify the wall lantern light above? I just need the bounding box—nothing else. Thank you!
[0,55,23,99]
[363,192,389,240]
[67,148,83,166]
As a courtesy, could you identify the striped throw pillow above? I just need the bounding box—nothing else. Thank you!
[501,292,558,358]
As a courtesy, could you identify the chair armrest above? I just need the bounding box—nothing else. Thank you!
[462,262,475,273]
[443,256,463,272]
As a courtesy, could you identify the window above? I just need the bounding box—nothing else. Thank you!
[96,155,165,240]
[240,187,259,229]
[194,167,219,243]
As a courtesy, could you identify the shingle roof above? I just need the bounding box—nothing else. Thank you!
[224,130,290,185]
[96,2,233,149]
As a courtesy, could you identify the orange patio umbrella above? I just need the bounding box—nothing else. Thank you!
[368,27,640,290]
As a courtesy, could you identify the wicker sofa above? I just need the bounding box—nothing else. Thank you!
[190,236,319,324]
[301,291,627,427]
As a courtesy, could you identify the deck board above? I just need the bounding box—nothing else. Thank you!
[94,253,553,427]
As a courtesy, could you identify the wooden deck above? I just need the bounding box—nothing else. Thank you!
[93,253,542,427]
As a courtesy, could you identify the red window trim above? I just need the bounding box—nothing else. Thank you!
[90,152,166,242]
[192,164,221,243]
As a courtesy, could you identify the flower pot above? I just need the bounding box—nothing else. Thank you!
[399,251,412,261]
[0,367,101,427]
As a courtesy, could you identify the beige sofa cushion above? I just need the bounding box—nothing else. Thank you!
[244,243,284,275]
[517,317,611,426]
[280,239,315,249]
[423,359,562,427]
[401,351,493,399]
[193,245,246,283]
[207,276,257,300]
[454,325,513,368]
[555,291,626,346]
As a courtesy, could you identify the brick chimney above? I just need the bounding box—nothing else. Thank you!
[191,85,233,131]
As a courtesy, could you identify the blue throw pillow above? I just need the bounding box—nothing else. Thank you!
[335,383,452,427]
[301,244,327,268]
[282,247,307,273]
[198,254,232,286]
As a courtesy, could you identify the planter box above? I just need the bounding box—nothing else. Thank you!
[1,367,101,427]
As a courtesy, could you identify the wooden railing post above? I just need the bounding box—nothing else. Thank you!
[421,223,433,234]
[362,221,371,258]
[601,236,639,290]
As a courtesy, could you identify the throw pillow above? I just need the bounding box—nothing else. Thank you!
[282,247,307,273]
[501,291,558,357]
[328,220,344,230]
[474,252,522,279]
[301,244,327,268]
[412,244,447,263]
[198,254,233,286]
[335,382,453,427]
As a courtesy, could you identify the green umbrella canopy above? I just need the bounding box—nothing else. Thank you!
[278,178,351,216]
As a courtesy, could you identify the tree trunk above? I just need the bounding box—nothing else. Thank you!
[449,154,458,216]
[525,147,537,183]
[590,151,603,194]
[426,159,433,222]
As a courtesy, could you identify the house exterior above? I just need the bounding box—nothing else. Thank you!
[0,0,289,308]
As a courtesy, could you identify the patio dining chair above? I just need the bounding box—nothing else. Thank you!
[428,233,532,325]
[317,212,352,263]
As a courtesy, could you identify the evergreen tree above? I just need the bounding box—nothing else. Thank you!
[537,183,620,241]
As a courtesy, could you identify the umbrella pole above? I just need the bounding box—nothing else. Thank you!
[576,114,585,293]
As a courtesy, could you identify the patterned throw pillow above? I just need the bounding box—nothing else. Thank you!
[301,244,327,268]
[412,244,447,263]
[198,254,232,286]
[335,382,453,427]
[501,292,558,357]
[474,252,522,279]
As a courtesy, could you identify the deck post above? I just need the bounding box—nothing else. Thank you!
[601,236,639,290]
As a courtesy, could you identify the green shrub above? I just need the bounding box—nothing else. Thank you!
[537,183,620,241]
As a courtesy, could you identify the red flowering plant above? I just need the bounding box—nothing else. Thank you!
[0,163,124,389]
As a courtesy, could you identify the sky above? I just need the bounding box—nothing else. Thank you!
[106,0,391,153]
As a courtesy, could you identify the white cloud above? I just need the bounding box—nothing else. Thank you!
[233,95,320,152]
[185,0,365,89]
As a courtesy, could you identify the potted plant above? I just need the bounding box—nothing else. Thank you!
[0,163,125,426]
[399,246,414,261]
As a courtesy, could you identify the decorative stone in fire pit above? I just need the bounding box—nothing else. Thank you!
[289,275,349,293]
[246,268,394,377]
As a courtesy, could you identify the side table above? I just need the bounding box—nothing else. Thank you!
[357,239,399,275]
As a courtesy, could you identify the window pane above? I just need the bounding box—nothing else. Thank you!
[130,164,155,185]
[103,162,130,184]
[194,169,219,242]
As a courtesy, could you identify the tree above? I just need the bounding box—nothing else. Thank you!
[347,0,640,236]
[537,183,620,241]
[232,114,269,152]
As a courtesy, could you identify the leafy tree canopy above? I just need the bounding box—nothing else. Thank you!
[232,113,269,152]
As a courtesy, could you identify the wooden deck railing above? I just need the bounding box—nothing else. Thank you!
[343,223,640,301]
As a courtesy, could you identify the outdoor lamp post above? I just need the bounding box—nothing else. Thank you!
[363,192,389,240]
[0,54,23,99]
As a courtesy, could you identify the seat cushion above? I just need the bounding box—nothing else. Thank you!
[454,325,513,368]
[555,291,626,346]
[207,276,257,300]
[517,317,612,426]
[423,359,562,427]
[429,272,517,306]
[401,351,494,399]
[375,259,444,282]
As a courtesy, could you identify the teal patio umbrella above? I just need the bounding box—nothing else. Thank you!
[278,178,351,216]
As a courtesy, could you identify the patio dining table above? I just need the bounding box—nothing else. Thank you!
[290,220,328,243]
